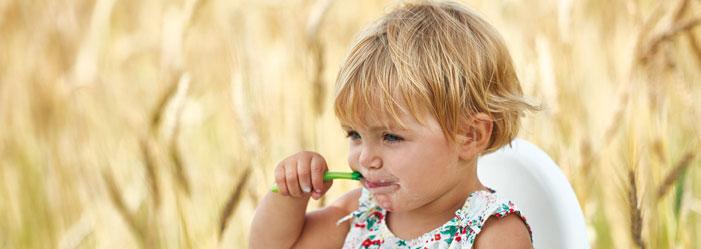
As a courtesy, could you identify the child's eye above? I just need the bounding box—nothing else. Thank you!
[346,130,361,140]
[383,133,403,143]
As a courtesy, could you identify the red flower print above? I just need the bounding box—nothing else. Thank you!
[435,234,441,240]
[456,236,462,242]
[362,239,372,247]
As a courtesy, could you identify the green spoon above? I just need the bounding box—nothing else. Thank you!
[271,171,363,193]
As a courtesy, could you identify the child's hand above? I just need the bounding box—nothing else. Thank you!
[274,151,332,199]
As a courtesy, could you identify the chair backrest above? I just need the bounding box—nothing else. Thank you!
[477,139,590,249]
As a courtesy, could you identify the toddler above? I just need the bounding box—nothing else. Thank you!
[250,1,537,248]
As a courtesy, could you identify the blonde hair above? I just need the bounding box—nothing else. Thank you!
[334,0,539,153]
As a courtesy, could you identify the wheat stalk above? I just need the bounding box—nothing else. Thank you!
[657,151,696,199]
[102,170,146,247]
[69,0,116,87]
[634,0,698,66]
[306,0,335,116]
[170,127,191,196]
[218,166,252,240]
[167,74,192,196]
[139,137,161,208]
[162,73,191,141]
[230,58,262,156]
[628,170,645,249]
[639,17,701,64]
[149,74,181,135]
[650,17,701,47]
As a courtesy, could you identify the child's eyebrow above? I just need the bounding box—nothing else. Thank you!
[341,125,407,132]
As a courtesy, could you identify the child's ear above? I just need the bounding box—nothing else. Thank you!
[457,113,493,160]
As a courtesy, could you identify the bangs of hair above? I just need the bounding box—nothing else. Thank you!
[334,33,431,131]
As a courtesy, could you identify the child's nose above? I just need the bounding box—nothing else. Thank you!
[358,145,382,169]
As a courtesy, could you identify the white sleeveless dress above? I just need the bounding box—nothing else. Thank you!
[337,187,532,249]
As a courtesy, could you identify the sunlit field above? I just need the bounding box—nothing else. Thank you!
[1,0,700,248]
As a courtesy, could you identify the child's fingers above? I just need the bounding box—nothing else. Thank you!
[274,152,329,199]
[285,161,303,197]
[312,181,333,200]
[310,155,327,193]
[274,162,289,196]
[296,157,312,194]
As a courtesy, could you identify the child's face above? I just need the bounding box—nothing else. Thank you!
[343,110,470,212]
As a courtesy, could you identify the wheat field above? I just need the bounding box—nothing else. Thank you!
[0,0,700,248]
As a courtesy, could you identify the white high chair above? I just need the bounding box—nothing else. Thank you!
[477,139,590,249]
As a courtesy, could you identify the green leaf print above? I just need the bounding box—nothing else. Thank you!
[440,225,458,244]
[366,218,376,231]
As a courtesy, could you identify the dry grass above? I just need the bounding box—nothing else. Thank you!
[0,0,700,248]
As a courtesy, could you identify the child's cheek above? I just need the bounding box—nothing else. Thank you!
[347,151,359,170]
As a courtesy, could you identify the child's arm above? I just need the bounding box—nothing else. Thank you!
[249,152,360,249]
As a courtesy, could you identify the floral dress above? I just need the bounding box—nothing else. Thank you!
[337,187,532,249]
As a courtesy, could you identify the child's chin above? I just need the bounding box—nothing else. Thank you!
[378,201,395,211]
[373,193,398,211]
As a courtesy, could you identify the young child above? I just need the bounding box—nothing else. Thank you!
[250,1,538,248]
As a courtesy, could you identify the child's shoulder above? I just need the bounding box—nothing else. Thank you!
[473,211,532,248]
[467,190,533,248]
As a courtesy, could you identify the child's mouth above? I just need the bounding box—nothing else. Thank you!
[362,179,399,193]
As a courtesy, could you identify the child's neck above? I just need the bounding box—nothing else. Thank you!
[386,161,487,241]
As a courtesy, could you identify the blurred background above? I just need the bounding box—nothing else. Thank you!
[0,0,700,248]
